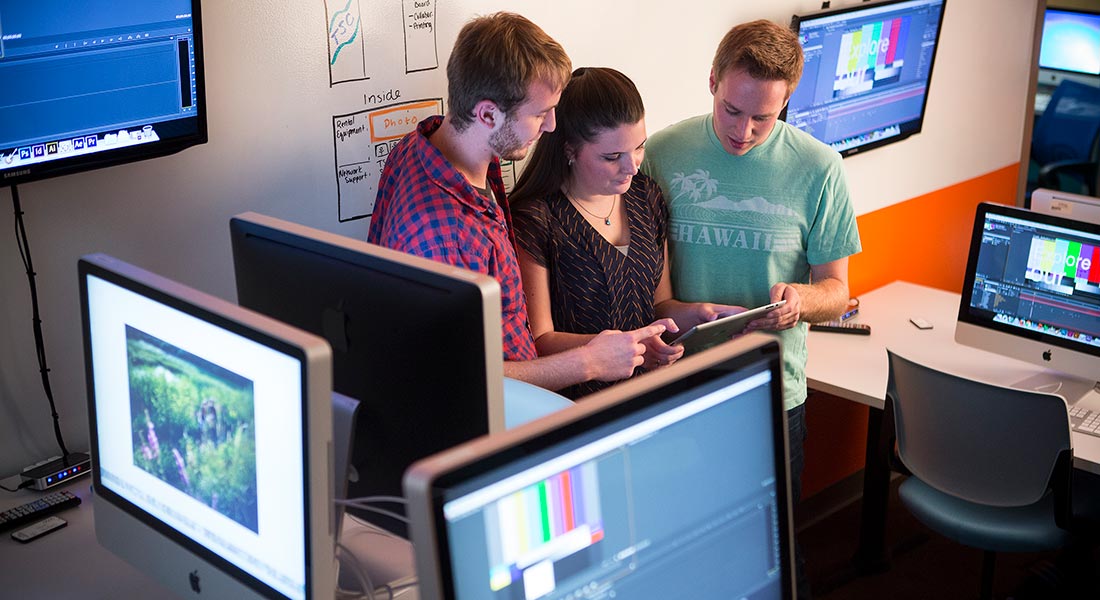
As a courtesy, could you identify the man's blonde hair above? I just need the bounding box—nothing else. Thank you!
[712,19,804,94]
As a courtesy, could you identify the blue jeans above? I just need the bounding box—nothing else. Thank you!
[787,403,811,599]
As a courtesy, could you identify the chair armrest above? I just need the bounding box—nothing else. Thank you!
[1052,448,1074,531]
[1038,159,1098,192]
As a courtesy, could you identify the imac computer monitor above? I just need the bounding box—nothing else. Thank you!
[230,211,505,536]
[1038,8,1100,88]
[1,1,208,185]
[787,0,947,157]
[1030,188,1100,226]
[956,203,1100,401]
[79,253,334,600]
[405,334,793,600]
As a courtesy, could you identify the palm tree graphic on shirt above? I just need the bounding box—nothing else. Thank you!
[668,169,797,217]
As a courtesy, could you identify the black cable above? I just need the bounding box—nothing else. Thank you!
[10,184,71,459]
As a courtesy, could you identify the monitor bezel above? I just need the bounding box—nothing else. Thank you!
[956,202,1100,383]
[787,0,948,158]
[79,253,334,600]
[1,1,209,186]
[404,334,792,600]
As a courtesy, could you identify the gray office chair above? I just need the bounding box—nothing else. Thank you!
[885,350,1075,600]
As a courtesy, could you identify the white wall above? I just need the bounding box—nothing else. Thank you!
[0,0,1037,475]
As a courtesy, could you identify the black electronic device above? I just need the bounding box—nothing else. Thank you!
[810,322,872,335]
[229,212,505,538]
[11,516,68,543]
[663,300,786,350]
[786,0,947,157]
[0,490,81,533]
[0,1,207,185]
[19,453,91,491]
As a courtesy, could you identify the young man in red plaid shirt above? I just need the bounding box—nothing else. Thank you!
[369,12,677,393]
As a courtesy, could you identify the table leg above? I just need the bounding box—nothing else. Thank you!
[853,405,892,573]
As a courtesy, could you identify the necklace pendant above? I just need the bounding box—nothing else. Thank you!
[604,217,611,226]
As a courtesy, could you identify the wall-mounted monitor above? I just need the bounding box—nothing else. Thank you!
[79,253,334,600]
[230,212,505,537]
[0,1,207,185]
[787,0,947,157]
[956,203,1100,402]
[405,335,793,600]
[1038,8,1100,88]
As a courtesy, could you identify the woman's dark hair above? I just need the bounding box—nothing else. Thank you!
[511,67,645,204]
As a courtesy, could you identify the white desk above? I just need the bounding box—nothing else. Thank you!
[805,280,1100,574]
[806,280,1100,471]
[0,477,419,600]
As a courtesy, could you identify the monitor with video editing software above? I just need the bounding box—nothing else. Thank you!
[405,334,792,600]
[1038,8,1100,88]
[787,0,947,157]
[79,253,334,600]
[956,203,1100,401]
[0,1,207,185]
[230,212,505,536]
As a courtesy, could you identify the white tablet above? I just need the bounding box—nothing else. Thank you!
[664,300,786,351]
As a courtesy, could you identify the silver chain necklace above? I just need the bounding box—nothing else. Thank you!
[568,193,617,226]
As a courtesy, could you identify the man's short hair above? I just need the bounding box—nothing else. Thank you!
[447,12,571,131]
[712,19,804,94]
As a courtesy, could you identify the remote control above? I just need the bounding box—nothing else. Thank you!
[0,490,81,533]
[810,321,871,335]
[11,516,67,543]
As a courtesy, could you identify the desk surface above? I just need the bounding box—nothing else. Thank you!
[805,280,1100,473]
[0,478,418,599]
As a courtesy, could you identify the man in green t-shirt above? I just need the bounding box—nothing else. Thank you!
[642,19,861,598]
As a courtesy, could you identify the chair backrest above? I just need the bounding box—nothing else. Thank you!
[886,350,1071,507]
[1032,80,1100,167]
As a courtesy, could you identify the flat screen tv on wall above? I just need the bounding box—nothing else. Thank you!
[0,1,207,185]
[786,0,947,157]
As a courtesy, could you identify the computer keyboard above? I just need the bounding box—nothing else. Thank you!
[1069,405,1100,437]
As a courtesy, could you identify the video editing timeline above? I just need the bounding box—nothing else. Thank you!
[443,372,783,600]
[787,0,944,152]
[970,214,1100,349]
[0,6,198,169]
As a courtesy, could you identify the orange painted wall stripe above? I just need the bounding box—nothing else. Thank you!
[801,163,1020,499]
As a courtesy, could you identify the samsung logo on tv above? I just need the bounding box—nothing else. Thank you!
[3,169,31,179]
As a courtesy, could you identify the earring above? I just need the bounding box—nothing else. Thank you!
[567,157,574,166]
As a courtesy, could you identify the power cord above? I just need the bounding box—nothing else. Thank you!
[11,184,71,459]
[334,496,418,599]
[334,496,409,525]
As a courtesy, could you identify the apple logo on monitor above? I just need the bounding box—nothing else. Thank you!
[1043,349,1052,362]
[189,570,201,593]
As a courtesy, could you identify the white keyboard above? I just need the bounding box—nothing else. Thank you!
[1069,404,1100,437]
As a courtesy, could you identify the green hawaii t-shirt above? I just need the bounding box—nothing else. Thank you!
[643,114,861,410]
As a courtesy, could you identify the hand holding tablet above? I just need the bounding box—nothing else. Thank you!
[663,300,787,351]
